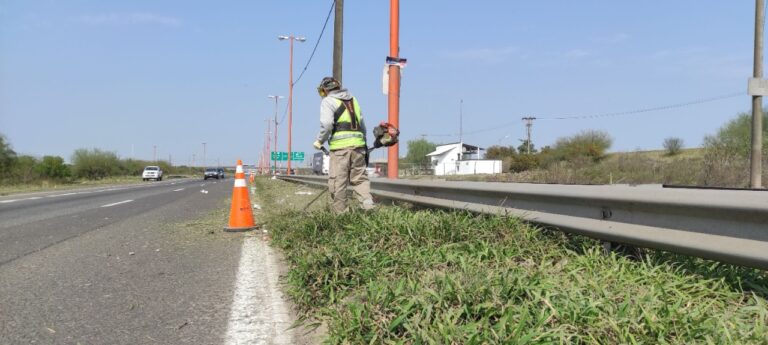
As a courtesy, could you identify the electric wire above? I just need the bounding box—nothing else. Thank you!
[538,91,742,120]
[421,91,742,138]
[292,0,335,86]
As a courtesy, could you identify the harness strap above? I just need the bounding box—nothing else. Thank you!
[331,99,362,134]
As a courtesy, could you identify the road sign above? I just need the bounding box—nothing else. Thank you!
[270,151,303,161]
[271,151,288,161]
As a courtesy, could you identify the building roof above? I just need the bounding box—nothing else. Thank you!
[434,142,483,151]
[426,145,455,157]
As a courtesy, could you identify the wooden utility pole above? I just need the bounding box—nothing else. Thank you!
[752,0,764,188]
[333,0,343,83]
[522,117,536,154]
[387,0,401,179]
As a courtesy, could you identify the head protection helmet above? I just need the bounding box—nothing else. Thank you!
[317,77,341,97]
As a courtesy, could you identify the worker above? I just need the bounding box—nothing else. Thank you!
[313,77,375,213]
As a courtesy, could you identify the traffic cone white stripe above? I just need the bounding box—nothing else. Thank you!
[234,179,246,187]
[236,165,244,173]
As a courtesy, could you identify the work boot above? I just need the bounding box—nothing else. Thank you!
[361,199,376,211]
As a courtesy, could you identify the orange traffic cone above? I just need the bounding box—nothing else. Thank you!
[224,159,258,232]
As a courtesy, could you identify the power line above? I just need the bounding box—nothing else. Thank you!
[421,91,742,138]
[293,0,335,86]
[538,91,743,120]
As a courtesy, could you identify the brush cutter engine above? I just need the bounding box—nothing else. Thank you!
[372,122,400,149]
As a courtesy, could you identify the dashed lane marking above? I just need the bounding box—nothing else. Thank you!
[100,200,134,208]
[173,188,185,192]
[47,192,78,198]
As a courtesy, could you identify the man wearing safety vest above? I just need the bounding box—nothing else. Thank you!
[313,77,376,213]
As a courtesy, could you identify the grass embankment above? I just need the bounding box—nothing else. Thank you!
[254,178,768,344]
[445,148,767,187]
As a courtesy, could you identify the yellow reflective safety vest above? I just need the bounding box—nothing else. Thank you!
[329,97,366,150]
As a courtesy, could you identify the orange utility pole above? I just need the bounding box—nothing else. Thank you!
[278,35,305,175]
[387,0,401,179]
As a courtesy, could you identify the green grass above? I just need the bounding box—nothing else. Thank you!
[257,179,768,344]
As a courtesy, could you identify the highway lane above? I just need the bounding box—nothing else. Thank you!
[0,178,213,265]
[0,178,253,344]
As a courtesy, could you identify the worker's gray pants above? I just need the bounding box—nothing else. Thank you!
[328,147,374,213]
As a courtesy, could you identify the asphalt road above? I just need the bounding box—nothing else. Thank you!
[0,178,303,344]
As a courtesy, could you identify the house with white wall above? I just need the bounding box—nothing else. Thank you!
[427,143,502,176]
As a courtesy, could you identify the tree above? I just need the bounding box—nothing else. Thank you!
[663,137,684,156]
[403,139,437,165]
[485,145,516,160]
[71,148,121,179]
[0,134,17,179]
[551,130,613,162]
[35,156,70,179]
[703,111,768,157]
[11,155,39,183]
[517,139,536,154]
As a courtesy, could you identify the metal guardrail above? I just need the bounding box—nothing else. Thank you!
[279,175,768,270]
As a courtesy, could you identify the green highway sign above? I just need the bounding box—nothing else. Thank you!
[271,151,304,161]
[271,151,287,161]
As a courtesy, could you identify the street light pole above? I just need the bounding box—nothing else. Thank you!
[264,118,271,174]
[267,95,284,174]
[202,142,207,168]
[278,35,306,175]
[387,0,401,179]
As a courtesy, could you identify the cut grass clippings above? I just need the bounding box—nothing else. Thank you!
[255,178,768,344]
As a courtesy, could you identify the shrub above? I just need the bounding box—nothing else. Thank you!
[35,156,70,180]
[0,134,17,182]
[10,155,39,183]
[71,148,121,180]
[551,130,613,163]
[485,145,516,160]
[703,111,768,158]
[508,153,539,172]
[663,137,684,156]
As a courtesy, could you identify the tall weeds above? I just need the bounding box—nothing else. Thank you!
[259,180,768,344]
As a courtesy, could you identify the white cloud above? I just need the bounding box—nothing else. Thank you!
[74,13,181,27]
[441,47,521,64]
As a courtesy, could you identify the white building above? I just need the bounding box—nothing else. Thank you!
[427,143,503,176]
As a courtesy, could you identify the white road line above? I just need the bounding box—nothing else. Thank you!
[0,199,18,204]
[25,197,43,200]
[173,188,185,192]
[224,235,294,345]
[100,200,133,208]
[47,192,77,198]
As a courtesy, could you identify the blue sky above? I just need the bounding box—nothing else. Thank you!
[0,1,757,166]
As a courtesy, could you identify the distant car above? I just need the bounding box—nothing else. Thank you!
[142,166,163,181]
[217,168,226,179]
[204,167,220,180]
[365,167,380,178]
[312,152,329,175]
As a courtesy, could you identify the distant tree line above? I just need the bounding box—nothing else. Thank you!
[0,134,198,186]
[483,129,614,173]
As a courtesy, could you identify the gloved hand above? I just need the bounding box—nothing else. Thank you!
[313,140,323,150]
